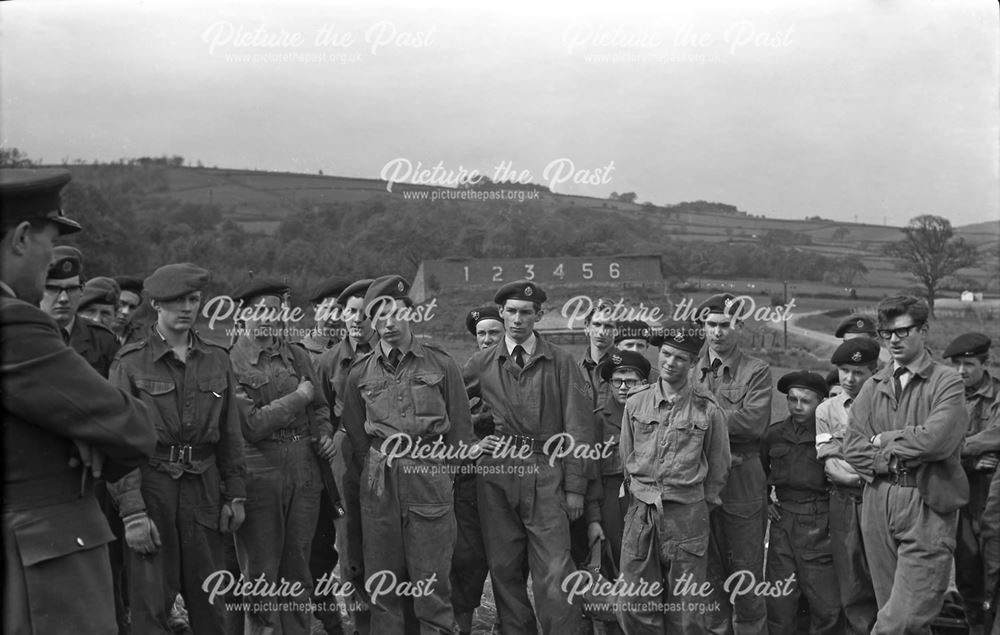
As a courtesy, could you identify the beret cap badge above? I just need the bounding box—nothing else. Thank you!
[856,319,864,328]
[851,351,862,362]
[524,286,533,296]
[611,354,622,364]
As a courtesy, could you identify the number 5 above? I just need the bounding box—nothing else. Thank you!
[582,263,593,279]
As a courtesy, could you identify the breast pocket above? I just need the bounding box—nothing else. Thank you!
[410,373,446,417]
[665,415,708,469]
[198,375,227,422]
[629,416,660,459]
[717,385,748,408]
[767,444,792,483]
[359,380,391,423]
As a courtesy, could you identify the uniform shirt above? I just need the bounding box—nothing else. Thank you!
[962,371,1000,458]
[229,336,333,444]
[843,349,969,514]
[67,314,119,378]
[595,397,625,476]
[465,332,597,495]
[762,416,829,502]
[109,324,247,504]
[693,347,773,455]
[815,392,852,460]
[316,334,377,423]
[580,347,614,410]
[342,336,473,465]
[620,379,730,507]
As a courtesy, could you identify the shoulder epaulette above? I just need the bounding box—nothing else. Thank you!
[627,384,653,396]
[115,339,148,358]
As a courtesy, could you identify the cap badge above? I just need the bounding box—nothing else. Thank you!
[397,281,405,292]
[851,351,862,362]
[724,297,733,308]
[62,261,72,272]
[673,331,685,343]
[856,319,864,328]
[611,354,622,364]
[524,286,533,296]
[472,311,479,320]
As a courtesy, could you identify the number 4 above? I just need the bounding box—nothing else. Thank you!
[553,264,564,279]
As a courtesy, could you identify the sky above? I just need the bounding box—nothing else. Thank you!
[1,0,997,227]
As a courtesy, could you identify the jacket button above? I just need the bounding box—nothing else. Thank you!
[76,537,85,547]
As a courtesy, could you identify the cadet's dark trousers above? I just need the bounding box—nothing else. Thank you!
[333,428,371,634]
[477,455,583,635]
[619,499,711,635]
[765,498,841,635]
[601,473,628,572]
[97,480,130,634]
[361,448,456,635]
[235,438,323,635]
[982,469,1000,634]
[957,468,993,622]
[310,494,345,634]
[828,485,876,635]
[861,479,957,634]
[705,454,768,635]
[450,471,490,629]
[128,466,227,635]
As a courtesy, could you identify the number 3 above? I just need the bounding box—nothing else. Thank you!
[524,264,535,280]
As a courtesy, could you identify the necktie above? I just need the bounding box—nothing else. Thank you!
[513,345,525,368]
[893,366,907,400]
[710,358,722,377]
[387,348,402,371]
[61,328,71,345]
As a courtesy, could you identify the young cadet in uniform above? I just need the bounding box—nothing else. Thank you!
[691,293,771,635]
[581,299,618,408]
[41,246,120,376]
[107,263,248,635]
[815,338,880,635]
[229,278,337,635]
[449,305,505,635]
[619,322,730,635]
[78,276,121,329]
[316,277,377,634]
[594,350,651,583]
[945,332,1000,628]
[615,319,650,354]
[1,167,155,635]
[114,275,148,345]
[763,371,840,635]
[843,295,969,633]
[342,274,474,634]
[301,276,351,362]
[464,280,597,635]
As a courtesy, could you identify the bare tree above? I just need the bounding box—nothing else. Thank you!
[885,215,979,316]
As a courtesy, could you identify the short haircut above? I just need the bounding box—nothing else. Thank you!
[877,295,929,327]
[500,300,541,313]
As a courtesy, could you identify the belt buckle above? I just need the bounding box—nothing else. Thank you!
[169,444,193,464]
[290,433,302,442]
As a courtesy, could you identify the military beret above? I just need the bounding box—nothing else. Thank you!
[599,350,652,382]
[649,321,705,356]
[144,263,210,301]
[466,305,503,335]
[47,245,83,280]
[337,278,374,307]
[777,370,828,399]
[834,315,876,338]
[231,277,290,303]
[309,276,352,304]
[114,275,144,295]
[944,332,992,360]
[831,338,880,366]
[78,276,120,310]
[363,274,411,318]
[494,279,547,305]
[0,168,81,235]
[614,320,650,344]
[696,293,749,321]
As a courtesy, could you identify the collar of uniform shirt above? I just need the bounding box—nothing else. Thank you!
[151,324,196,360]
[505,332,537,357]
[704,347,742,376]
[887,349,934,387]
[969,371,996,400]
[654,377,685,408]
[379,335,422,361]
[233,334,287,366]
[0,280,16,298]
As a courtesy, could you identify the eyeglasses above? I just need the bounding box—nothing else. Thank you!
[611,378,640,389]
[876,323,923,340]
[44,284,83,297]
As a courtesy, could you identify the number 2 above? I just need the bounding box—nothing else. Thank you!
[492,266,503,282]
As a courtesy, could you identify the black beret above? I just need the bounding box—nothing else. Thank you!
[466,305,503,335]
[493,280,547,305]
[79,276,120,310]
[777,371,828,399]
[834,315,876,338]
[831,338,880,366]
[231,277,290,303]
[144,263,211,301]
[614,320,650,344]
[309,276,352,304]
[0,168,81,235]
[943,332,991,360]
[363,274,411,318]
[47,245,83,280]
[337,278,374,307]
[114,275,144,295]
[695,293,749,321]
[599,350,652,382]
[649,321,705,356]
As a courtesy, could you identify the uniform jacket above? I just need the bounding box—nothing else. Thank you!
[108,325,246,515]
[620,379,730,507]
[815,392,852,460]
[962,371,1000,459]
[343,337,474,466]
[595,397,625,476]
[692,347,772,456]
[464,332,597,495]
[843,350,969,514]
[2,291,155,634]
[316,334,377,423]
[67,316,119,378]
[762,416,829,502]
[229,336,332,444]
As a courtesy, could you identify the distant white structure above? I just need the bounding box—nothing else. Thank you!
[960,290,984,302]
